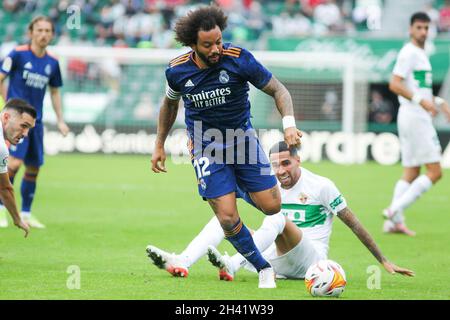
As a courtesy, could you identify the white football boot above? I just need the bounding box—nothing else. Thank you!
[258,267,276,289]
[22,213,46,229]
[146,245,189,277]
[207,245,235,281]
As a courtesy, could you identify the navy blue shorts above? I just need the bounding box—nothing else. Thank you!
[9,122,44,167]
[188,128,277,200]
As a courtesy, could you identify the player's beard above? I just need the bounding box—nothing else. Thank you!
[197,51,222,67]
[417,36,426,47]
[412,33,427,48]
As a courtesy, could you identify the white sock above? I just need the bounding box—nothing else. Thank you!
[180,216,224,267]
[390,180,411,224]
[0,205,5,210]
[231,213,286,272]
[22,211,31,218]
[390,175,433,214]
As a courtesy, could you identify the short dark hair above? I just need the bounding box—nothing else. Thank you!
[3,98,37,119]
[410,12,431,25]
[28,15,55,33]
[174,5,228,46]
[269,141,299,157]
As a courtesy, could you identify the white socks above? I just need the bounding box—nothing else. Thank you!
[230,213,286,272]
[21,211,31,218]
[390,175,433,215]
[390,180,411,223]
[180,216,224,267]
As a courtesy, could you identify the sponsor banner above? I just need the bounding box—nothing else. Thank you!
[43,126,450,168]
[268,37,450,82]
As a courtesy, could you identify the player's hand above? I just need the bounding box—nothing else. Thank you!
[151,146,167,173]
[284,127,302,148]
[57,121,70,136]
[420,99,438,116]
[14,219,30,238]
[382,261,415,277]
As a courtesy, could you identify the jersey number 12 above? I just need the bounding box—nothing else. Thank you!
[193,157,211,178]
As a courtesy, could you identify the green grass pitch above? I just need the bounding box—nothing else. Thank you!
[0,154,449,300]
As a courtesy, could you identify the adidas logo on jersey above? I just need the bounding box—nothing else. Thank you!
[185,79,195,87]
[24,62,33,69]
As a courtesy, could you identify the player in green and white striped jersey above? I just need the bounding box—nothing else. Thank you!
[207,141,413,280]
[147,141,413,280]
[384,12,450,236]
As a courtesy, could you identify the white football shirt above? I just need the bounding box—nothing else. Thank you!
[279,167,347,256]
[0,120,9,174]
[392,42,433,117]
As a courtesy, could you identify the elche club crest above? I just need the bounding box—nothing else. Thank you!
[219,70,229,84]
[299,193,308,204]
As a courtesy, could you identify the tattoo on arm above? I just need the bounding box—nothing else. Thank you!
[337,207,386,263]
[261,76,294,118]
[270,186,280,201]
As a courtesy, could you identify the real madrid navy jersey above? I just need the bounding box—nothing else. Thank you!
[165,43,272,134]
[0,44,63,123]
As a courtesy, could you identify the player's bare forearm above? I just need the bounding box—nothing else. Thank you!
[49,87,65,122]
[0,176,21,223]
[155,97,179,148]
[0,73,7,101]
[338,207,387,264]
[261,76,294,117]
[50,87,70,136]
[389,75,413,100]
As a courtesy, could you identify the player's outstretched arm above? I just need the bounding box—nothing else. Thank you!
[337,207,414,277]
[49,86,70,136]
[261,76,301,147]
[152,96,180,173]
[0,173,29,237]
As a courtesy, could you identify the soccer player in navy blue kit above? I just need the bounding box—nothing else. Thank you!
[0,16,70,229]
[150,6,301,288]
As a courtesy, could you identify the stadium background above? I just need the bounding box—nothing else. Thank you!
[1,0,450,164]
[1,0,450,301]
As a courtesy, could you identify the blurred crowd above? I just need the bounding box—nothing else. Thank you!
[2,0,449,125]
[2,0,450,49]
[1,0,448,49]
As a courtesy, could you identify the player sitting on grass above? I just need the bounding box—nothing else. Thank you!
[147,142,414,280]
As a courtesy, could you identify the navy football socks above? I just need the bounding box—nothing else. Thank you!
[224,218,271,272]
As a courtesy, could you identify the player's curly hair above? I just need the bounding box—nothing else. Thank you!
[174,5,228,46]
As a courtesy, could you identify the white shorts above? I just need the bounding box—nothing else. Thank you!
[267,236,326,279]
[398,109,442,167]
